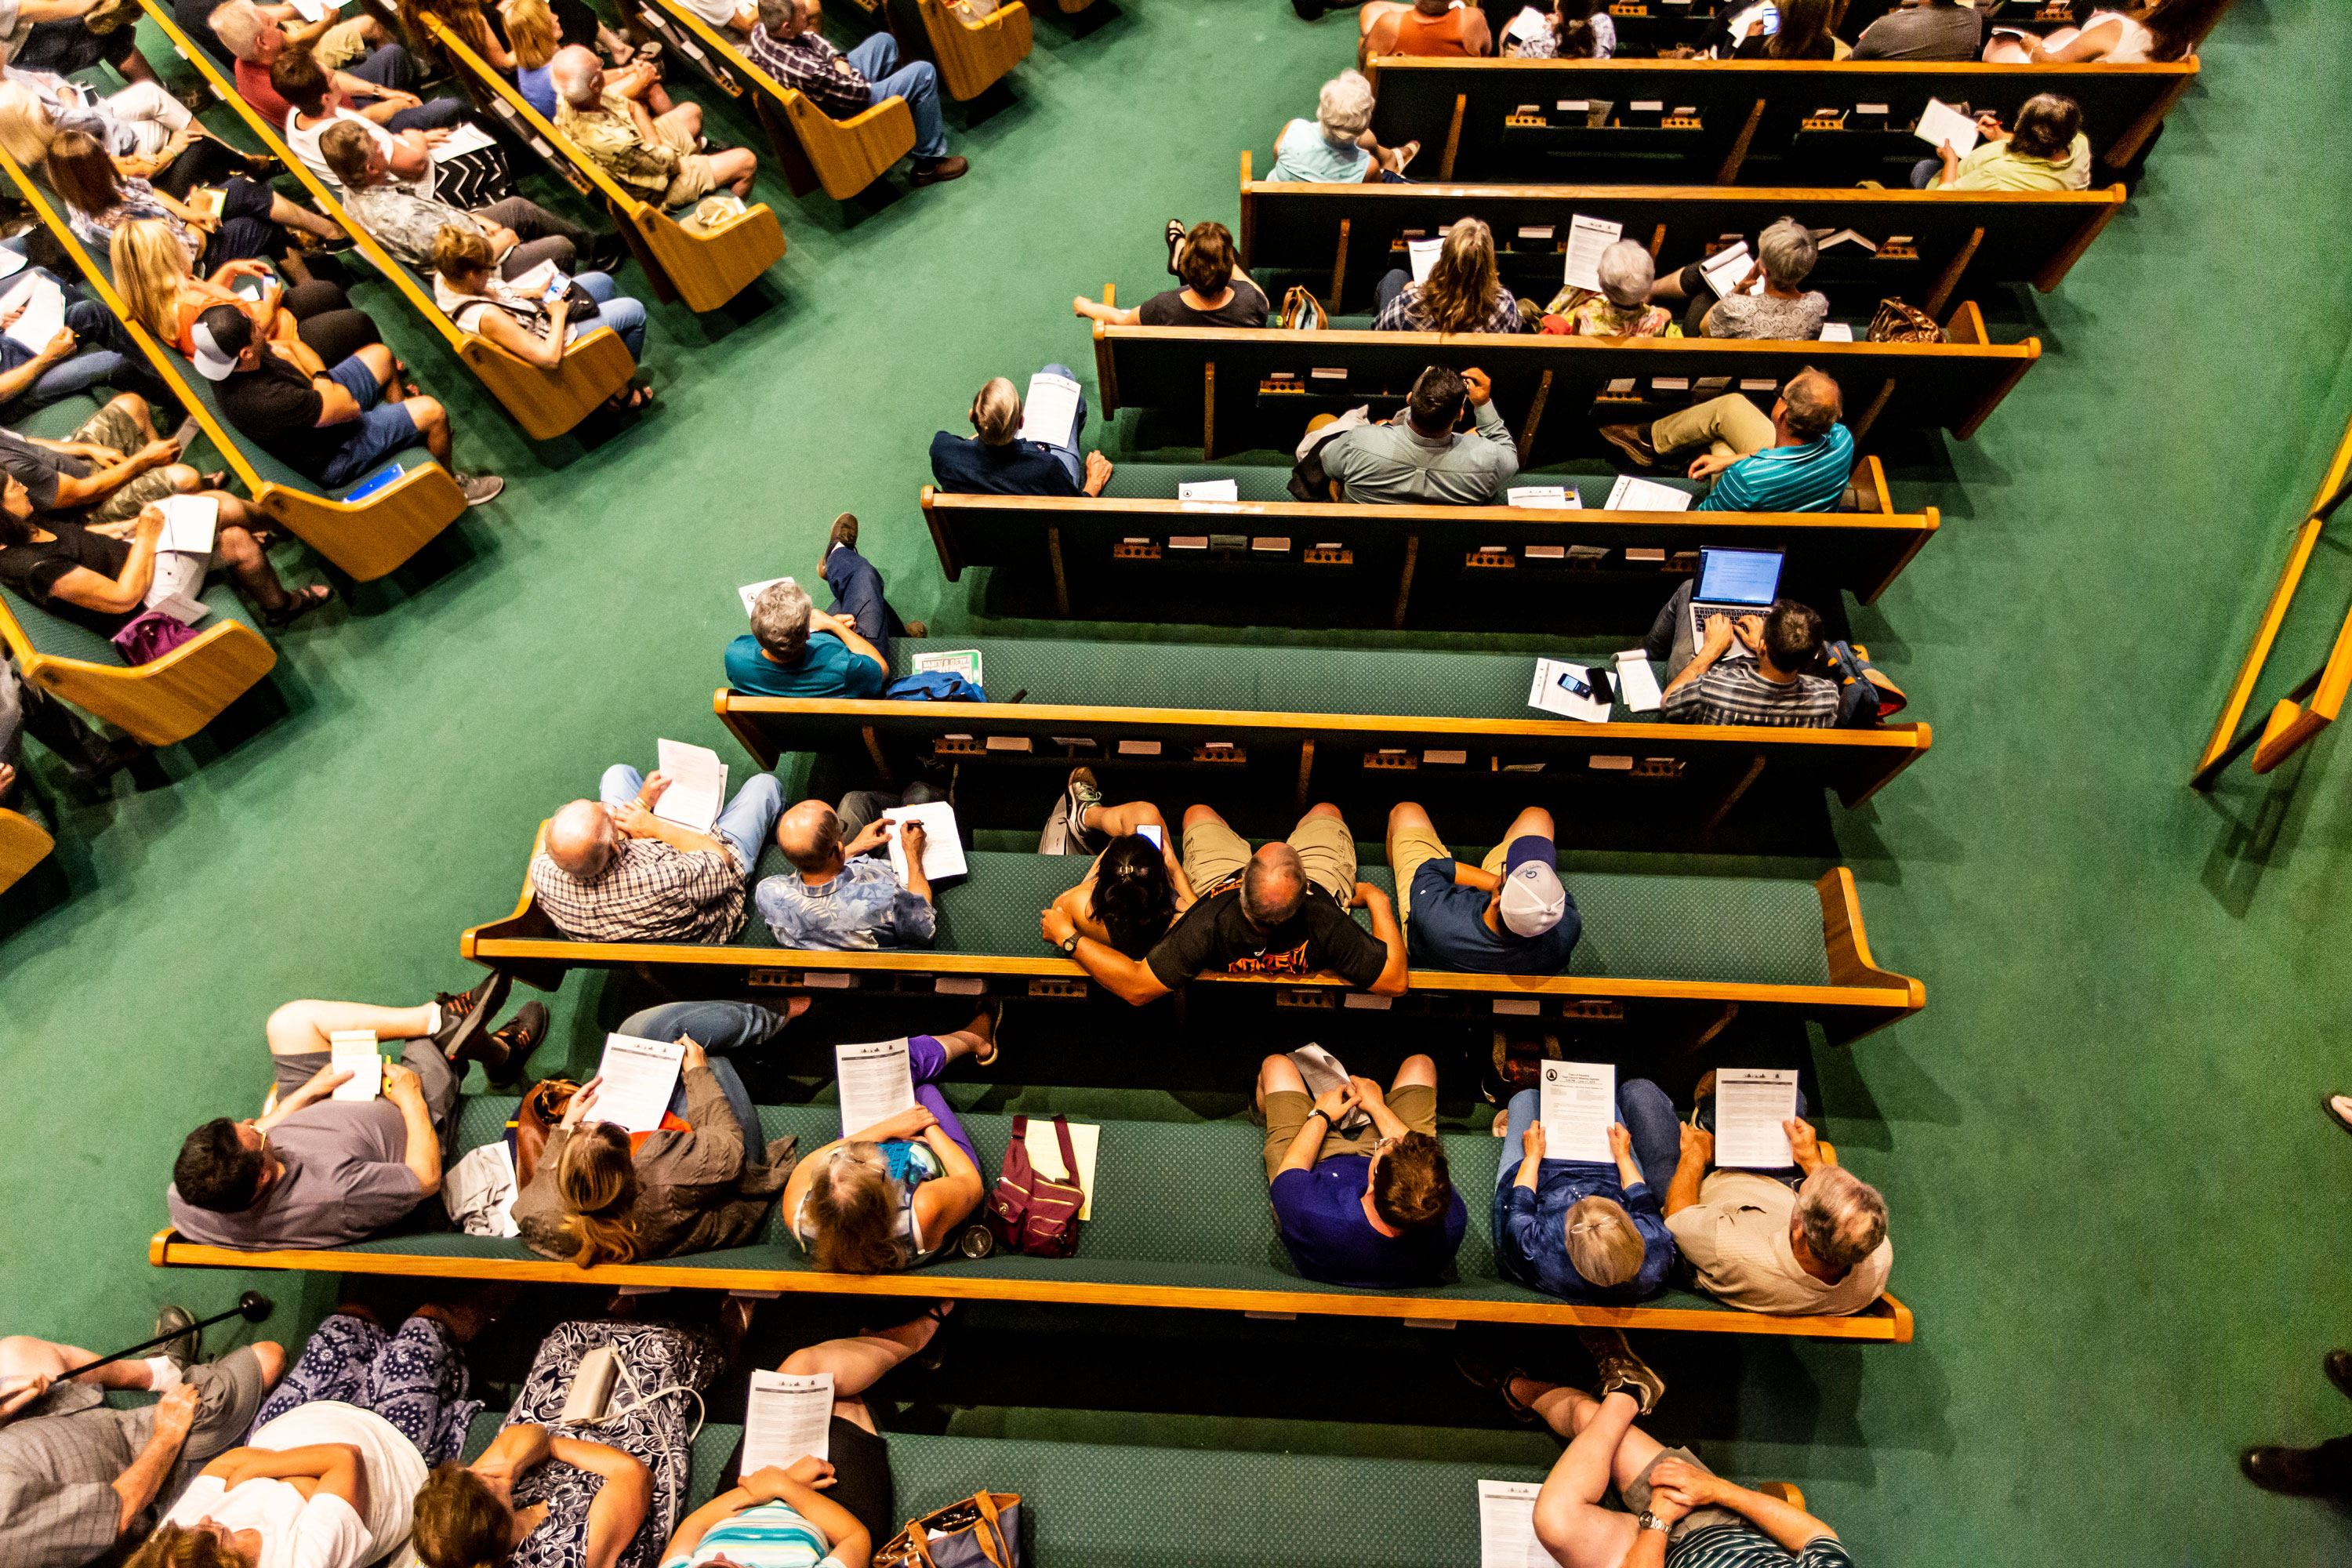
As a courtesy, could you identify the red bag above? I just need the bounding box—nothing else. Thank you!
[985,1115,1084,1258]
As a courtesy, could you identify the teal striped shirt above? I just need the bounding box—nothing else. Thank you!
[662,1500,839,1568]
[1668,1523,1857,1567]
[1697,425,1856,514]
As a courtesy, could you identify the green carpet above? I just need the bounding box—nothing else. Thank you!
[5,1,2352,1561]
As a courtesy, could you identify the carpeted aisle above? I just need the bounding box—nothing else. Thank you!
[3,0,2350,1561]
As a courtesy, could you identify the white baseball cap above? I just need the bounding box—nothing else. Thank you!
[1498,852,1568,938]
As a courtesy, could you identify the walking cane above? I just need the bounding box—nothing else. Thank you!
[54,1292,275,1381]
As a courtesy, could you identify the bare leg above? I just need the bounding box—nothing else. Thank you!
[709,147,757,196]
[1500,804,1555,845]
[1516,1378,1669,1492]
[932,1007,996,1064]
[1531,1388,1643,1568]
[1299,800,1346,826]
[1384,800,1433,883]
[781,1317,939,1432]
[1181,802,1227,832]
[1084,800,1167,839]
[213,524,295,612]
[1256,1051,1306,1112]
[1390,1053,1436,1094]
[265,1000,435,1056]
[266,192,343,241]
[0,1335,153,1389]
[108,392,158,444]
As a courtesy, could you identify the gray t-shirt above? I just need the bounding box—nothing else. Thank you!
[1706,289,1831,341]
[1849,2,1984,60]
[1321,400,1521,505]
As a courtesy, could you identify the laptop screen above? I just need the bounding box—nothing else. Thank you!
[1696,547,1784,607]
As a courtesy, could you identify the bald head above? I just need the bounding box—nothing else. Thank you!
[778,800,844,876]
[1240,843,1307,927]
[549,44,604,107]
[1779,368,1843,441]
[1795,1164,1888,1271]
[546,800,616,880]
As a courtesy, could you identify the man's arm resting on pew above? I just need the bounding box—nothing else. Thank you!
[1351,881,1409,996]
[1040,906,1171,1005]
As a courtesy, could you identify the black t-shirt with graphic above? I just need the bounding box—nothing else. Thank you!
[1143,881,1387,990]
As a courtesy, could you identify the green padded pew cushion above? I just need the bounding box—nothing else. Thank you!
[711,849,1831,988]
[459,1415,1547,1568]
[2,577,263,667]
[1102,461,1701,506]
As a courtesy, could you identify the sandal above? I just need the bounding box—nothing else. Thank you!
[909,1300,956,1370]
[199,470,227,490]
[1392,139,1421,175]
[261,583,331,628]
[604,384,655,413]
[970,999,1003,1067]
[1163,218,1185,275]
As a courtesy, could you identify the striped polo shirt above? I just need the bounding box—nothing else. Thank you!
[1664,663,1839,728]
[1668,1523,1858,1567]
[1698,424,1856,513]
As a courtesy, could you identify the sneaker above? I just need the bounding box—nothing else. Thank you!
[431,971,513,1063]
[1454,1352,1541,1425]
[1062,768,1105,853]
[1577,1327,1664,1415]
[153,1305,201,1370]
[903,620,929,638]
[461,1000,547,1088]
[910,155,969,186]
[1598,423,1660,469]
[456,473,506,506]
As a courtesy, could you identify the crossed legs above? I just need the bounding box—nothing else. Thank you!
[1519,1379,1665,1568]
[779,1316,943,1436]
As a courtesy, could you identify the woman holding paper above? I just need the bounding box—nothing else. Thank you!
[114,217,385,372]
[1491,1078,1679,1302]
[1370,218,1520,335]
[779,1011,999,1274]
[45,131,347,273]
[514,1008,803,1268]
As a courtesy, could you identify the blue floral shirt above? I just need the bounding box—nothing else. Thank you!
[755,857,936,949]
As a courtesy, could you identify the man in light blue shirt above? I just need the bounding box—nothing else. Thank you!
[1317,364,1519,505]
[756,798,937,949]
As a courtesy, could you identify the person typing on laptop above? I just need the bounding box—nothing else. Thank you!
[1648,591,1838,728]
[1598,368,1852,514]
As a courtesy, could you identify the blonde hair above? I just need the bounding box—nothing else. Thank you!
[0,82,56,165]
[554,1123,641,1268]
[431,223,497,285]
[1418,218,1501,334]
[412,1465,511,1568]
[126,1526,248,1568]
[112,219,196,342]
[1563,1195,1645,1288]
[503,0,559,69]
[971,376,1021,445]
[803,1142,905,1274]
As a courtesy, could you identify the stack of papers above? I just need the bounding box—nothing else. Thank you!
[1537,1061,1616,1162]
[1711,1067,1802,1167]
[1612,651,1664,711]
[1506,485,1578,509]
[1478,1480,1548,1568]
[835,1039,916,1137]
[1178,479,1240,504]
[884,800,967,883]
[430,122,499,162]
[1604,475,1693,513]
[1018,369,1081,448]
[329,1030,381,1101]
[652,739,727,835]
[1560,213,1622,294]
[1818,321,1855,343]
[154,495,218,556]
[1527,658,1610,724]
[1406,237,1443,283]
[0,274,64,355]
[912,648,982,687]
[1697,241,1760,300]
[741,1371,833,1470]
[592,1033,686,1134]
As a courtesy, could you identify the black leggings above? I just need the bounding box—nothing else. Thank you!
[151,135,253,201]
[194,176,286,270]
[282,280,383,366]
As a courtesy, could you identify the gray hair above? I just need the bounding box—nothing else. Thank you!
[756,0,803,34]
[1757,216,1817,291]
[546,798,616,880]
[1595,239,1654,309]
[1316,69,1375,144]
[548,45,604,107]
[750,579,812,660]
[0,82,56,165]
[208,0,267,58]
[1796,1165,1888,1271]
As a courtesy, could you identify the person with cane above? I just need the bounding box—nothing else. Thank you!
[0,1298,285,1568]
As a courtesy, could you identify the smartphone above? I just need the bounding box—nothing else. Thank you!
[541,272,569,303]
[1555,669,1595,702]
[1137,824,1164,849]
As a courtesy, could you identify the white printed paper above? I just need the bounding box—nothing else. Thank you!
[1478,1479,1548,1568]
[1712,1067,1801,1169]
[912,648,982,687]
[741,1371,833,1471]
[1017,369,1081,449]
[834,1038,916,1138]
[882,800,967,882]
[1501,4,1544,43]
[1561,213,1622,295]
[329,1030,380,1101]
[1817,321,1854,343]
[1537,1060,1616,1163]
[1697,241,1759,300]
[154,495,219,557]
[1406,237,1443,284]
[0,274,64,355]
[1178,479,1239,503]
[0,249,25,281]
[736,575,795,616]
[1613,651,1664,712]
[289,0,352,20]
[1527,657,1610,723]
[652,739,727,836]
[1605,475,1693,513]
[1506,485,1578,509]
[430,122,499,161]
[593,1033,686,1135]
[143,586,209,624]
[1021,1119,1100,1219]
[1913,96,1980,157]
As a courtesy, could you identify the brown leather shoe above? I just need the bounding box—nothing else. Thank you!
[911,155,968,185]
[2240,1445,2340,1497]
[1599,423,1660,468]
[2327,1349,2352,1402]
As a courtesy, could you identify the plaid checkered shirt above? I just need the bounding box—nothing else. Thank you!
[530,837,747,943]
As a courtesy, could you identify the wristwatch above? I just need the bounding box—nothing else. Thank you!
[1057,931,1081,956]
[1636,1510,1669,1534]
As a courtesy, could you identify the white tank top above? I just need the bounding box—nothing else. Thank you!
[2084,9,2158,62]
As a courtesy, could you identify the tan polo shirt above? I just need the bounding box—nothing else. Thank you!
[1664,1170,1892,1316]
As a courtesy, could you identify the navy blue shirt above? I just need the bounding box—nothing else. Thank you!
[1492,1164,1674,1302]
[1406,858,1580,975]
[1272,1155,1468,1288]
[928,430,1081,496]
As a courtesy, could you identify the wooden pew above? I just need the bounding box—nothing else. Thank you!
[1236,157,2128,315]
[1087,304,2039,457]
[898,0,1033,100]
[924,460,1934,625]
[1363,56,2200,183]
[2,582,276,748]
[464,833,1923,1045]
[423,13,787,311]
[139,0,638,439]
[0,148,468,581]
[714,636,1935,821]
[0,808,55,896]
[644,0,920,200]
[150,1097,1915,1340]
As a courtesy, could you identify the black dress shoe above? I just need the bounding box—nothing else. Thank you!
[431,971,513,1063]
[2326,1350,2352,1403]
[2241,1444,2345,1497]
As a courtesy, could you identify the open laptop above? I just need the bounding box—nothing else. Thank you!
[1686,546,1784,662]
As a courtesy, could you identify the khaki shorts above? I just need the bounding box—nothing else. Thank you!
[1183,813,1357,903]
[652,112,718,207]
[68,403,187,530]
[1619,1446,1744,1541]
[315,14,376,67]
[1262,1081,1438,1184]
[1389,823,1523,929]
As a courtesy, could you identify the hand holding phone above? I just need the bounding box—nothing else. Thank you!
[541,272,569,304]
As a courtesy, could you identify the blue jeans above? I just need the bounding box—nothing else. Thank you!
[344,43,468,130]
[1909,158,1941,190]
[1495,1078,1681,1195]
[625,1000,790,1162]
[599,764,782,878]
[0,292,135,408]
[1033,361,1087,489]
[847,32,946,161]
[568,271,645,362]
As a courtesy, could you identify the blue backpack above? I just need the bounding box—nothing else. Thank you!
[887,671,987,702]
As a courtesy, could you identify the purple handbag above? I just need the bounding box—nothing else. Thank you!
[111,609,200,666]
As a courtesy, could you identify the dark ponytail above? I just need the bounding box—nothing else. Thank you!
[1088,834,1178,956]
